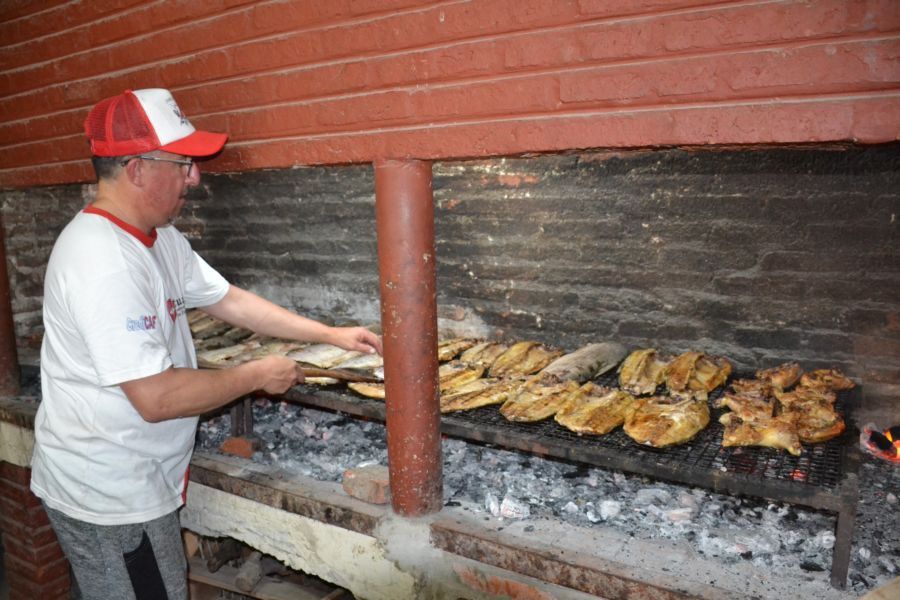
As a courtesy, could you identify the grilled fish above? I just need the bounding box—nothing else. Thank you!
[459,341,510,369]
[440,378,524,413]
[348,382,386,399]
[721,413,802,456]
[229,341,304,365]
[755,362,802,390]
[538,342,627,384]
[196,341,260,368]
[437,338,479,362]
[799,368,855,391]
[332,351,384,371]
[499,378,583,422]
[288,344,360,369]
[554,384,636,435]
[618,349,669,395]
[489,341,563,378]
[624,396,710,447]
[439,361,486,392]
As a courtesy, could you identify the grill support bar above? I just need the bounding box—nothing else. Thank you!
[375,159,443,516]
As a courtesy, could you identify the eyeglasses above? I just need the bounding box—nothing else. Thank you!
[122,155,195,174]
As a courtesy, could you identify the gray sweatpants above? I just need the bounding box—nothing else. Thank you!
[45,505,188,600]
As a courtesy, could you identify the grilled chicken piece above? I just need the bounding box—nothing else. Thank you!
[729,378,775,397]
[348,382,386,399]
[624,396,710,448]
[489,342,563,378]
[437,338,479,362]
[499,378,583,422]
[618,349,669,395]
[716,391,775,424]
[799,368,855,391]
[459,341,509,369]
[775,386,836,408]
[554,384,636,435]
[440,378,524,413]
[666,352,732,401]
[780,395,846,443]
[438,361,486,392]
[538,342,627,384]
[755,362,802,390]
[721,414,802,456]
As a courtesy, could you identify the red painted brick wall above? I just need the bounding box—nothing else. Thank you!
[0,0,898,188]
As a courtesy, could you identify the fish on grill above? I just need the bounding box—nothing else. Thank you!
[438,361,486,392]
[437,338,479,362]
[618,348,669,395]
[499,377,583,422]
[666,351,732,401]
[755,362,802,390]
[721,413,802,456]
[229,341,304,365]
[332,351,384,372]
[348,382,386,399]
[440,378,524,413]
[624,396,710,447]
[799,368,856,391]
[288,344,361,369]
[538,342,627,384]
[196,341,260,369]
[459,341,509,369]
[489,341,563,378]
[554,384,636,435]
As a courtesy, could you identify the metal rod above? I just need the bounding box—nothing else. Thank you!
[374,158,443,516]
[0,214,20,396]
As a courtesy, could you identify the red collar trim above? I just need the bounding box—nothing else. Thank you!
[83,205,157,248]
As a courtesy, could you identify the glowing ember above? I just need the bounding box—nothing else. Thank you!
[860,424,900,463]
[790,469,807,482]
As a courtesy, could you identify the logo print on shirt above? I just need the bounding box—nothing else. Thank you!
[166,299,177,322]
[126,315,157,331]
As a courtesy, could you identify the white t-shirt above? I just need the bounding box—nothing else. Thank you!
[31,207,230,525]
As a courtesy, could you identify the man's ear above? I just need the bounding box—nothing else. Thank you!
[122,157,144,185]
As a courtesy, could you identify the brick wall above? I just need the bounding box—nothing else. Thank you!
[4,145,895,412]
[0,461,70,600]
[1,0,898,187]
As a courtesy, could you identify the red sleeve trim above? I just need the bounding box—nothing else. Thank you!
[83,205,157,248]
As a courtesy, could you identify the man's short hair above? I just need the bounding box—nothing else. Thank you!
[91,155,124,181]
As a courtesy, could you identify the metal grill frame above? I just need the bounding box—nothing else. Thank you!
[280,374,861,589]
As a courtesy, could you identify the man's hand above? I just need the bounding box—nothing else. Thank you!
[253,355,305,394]
[329,326,383,356]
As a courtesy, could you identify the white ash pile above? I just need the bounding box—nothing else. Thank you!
[195,398,897,596]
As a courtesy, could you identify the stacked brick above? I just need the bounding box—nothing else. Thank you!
[0,461,70,599]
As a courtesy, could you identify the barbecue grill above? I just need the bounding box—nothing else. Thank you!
[275,372,861,589]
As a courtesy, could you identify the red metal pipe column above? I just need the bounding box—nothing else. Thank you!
[0,215,20,395]
[374,159,442,516]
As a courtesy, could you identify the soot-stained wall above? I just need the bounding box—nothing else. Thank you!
[2,146,897,414]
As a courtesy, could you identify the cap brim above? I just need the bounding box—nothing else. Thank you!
[159,130,228,157]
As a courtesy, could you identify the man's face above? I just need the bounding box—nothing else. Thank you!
[140,152,200,225]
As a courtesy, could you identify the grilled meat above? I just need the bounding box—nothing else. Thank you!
[437,338,479,362]
[721,414,802,456]
[775,386,837,408]
[440,378,524,413]
[489,342,563,378]
[755,362,802,390]
[499,378,583,422]
[347,382,386,399]
[624,396,710,447]
[618,349,668,395]
[538,342,627,384]
[666,351,732,401]
[716,391,775,424]
[554,384,636,435]
[799,368,855,391]
[729,378,775,397]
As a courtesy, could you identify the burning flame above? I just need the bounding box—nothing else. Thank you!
[861,424,900,463]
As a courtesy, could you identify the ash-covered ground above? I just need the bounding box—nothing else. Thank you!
[195,397,898,597]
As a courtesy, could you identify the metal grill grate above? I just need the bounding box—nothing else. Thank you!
[442,371,849,490]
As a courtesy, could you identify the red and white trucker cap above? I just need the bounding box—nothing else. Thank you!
[84,88,227,158]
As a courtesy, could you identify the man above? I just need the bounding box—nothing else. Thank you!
[30,88,382,600]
